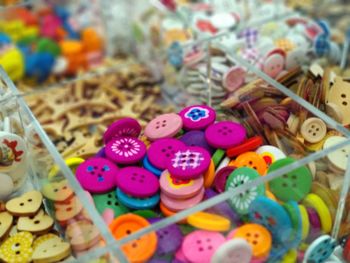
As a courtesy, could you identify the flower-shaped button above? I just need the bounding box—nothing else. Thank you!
[105,136,146,165]
[166,146,211,180]
[76,157,118,194]
[211,238,252,263]
[179,105,216,130]
[205,121,246,149]
[103,117,141,144]
[145,113,183,141]
[304,235,337,263]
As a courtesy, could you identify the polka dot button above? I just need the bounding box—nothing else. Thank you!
[205,121,246,149]
[262,53,285,78]
[145,113,183,141]
[304,235,337,263]
[232,152,267,175]
[211,238,252,263]
[181,230,226,263]
[179,105,216,130]
[233,223,272,259]
[105,137,146,165]
[300,117,327,143]
[222,66,246,92]
[323,136,350,172]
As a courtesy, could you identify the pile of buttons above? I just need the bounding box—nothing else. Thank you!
[74,104,350,262]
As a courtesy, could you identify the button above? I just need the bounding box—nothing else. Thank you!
[214,166,236,193]
[159,202,187,224]
[282,201,302,248]
[178,105,216,130]
[327,77,350,125]
[268,157,312,202]
[41,179,74,202]
[142,156,162,177]
[311,182,338,222]
[222,66,246,92]
[116,188,157,210]
[302,193,332,234]
[76,157,117,194]
[248,196,292,243]
[323,136,350,172]
[156,224,183,255]
[285,48,307,70]
[0,131,26,173]
[262,53,285,78]
[109,214,157,262]
[225,167,265,215]
[205,121,246,149]
[298,205,310,241]
[167,146,211,180]
[233,223,272,258]
[145,113,183,141]
[325,103,343,123]
[180,130,214,154]
[116,167,159,198]
[0,231,33,263]
[0,173,13,199]
[212,149,226,168]
[147,138,185,170]
[160,187,204,212]
[232,152,267,175]
[304,235,337,263]
[65,220,100,252]
[255,145,286,165]
[105,137,146,165]
[203,159,215,188]
[160,170,203,199]
[307,207,322,241]
[300,117,327,143]
[103,117,141,144]
[187,211,230,232]
[210,12,237,30]
[92,191,129,217]
[181,230,226,263]
[211,238,252,263]
[226,136,263,158]
[313,34,330,56]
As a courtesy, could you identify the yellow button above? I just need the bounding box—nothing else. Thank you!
[187,211,230,232]
[281,249,297,263]
[298,205,310,240]
[49,157,85,178]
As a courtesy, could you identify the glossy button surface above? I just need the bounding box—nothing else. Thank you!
[187,211,230,232]
[179,105,216,130]
[145,113,183,141]
[103,117,141,144]
[232,152,267,175]
[211,238,252,263]
[300,118,327,143]
[255,145,286,165]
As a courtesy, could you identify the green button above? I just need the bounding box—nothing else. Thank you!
[213,149,225,168]
[37,38,61,57]
[225,167,265,215]
[268,157,312,202]
[133,210,159,219]
[92,191,129,217]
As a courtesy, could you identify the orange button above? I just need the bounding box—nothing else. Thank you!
[160,202,187,224]
[60,40,83,56]
[203,159,215,188]
[232,152,267,175]
[233,223,272,258]
[109,214,157,263]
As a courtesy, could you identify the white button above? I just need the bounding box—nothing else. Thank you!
[210,13,236,29]
[323,136,350,172]
[256,145,286,165]
[211,238,252,263]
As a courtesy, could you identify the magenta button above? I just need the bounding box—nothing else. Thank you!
[178,105,216,130]
[103,117,141,144]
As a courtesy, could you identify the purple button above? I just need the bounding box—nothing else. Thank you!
[147,138,186,170]
[76,157,118,194]
[116,167,160,198]
[205,121,246,149]
[105,137,146,164]
[95,147,106,158]
[307,207,321,242]
[214,166,236,193]
[156,224,183,255]
[178,105,216,130]
[103,117,141,144]
[179,130,214,154]
[167,146,211,180]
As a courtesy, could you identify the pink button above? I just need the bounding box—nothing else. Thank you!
[222,66,246,92]
[262,53,285,79]
[178,105,216,130]
[167,146,211,180]
[76,157,117,194]
[145,113,183,141]
[160,170,204,199]
[160,187,204,211]
[103,117,141,144]
[116,167,159,198]
[105,137,146,164]
[147,138,185,170]
[182,230,226,263]
[205,121,246,149]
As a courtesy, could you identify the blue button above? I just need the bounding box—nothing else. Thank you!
[304,235,337,263]
[116,188,160,210]
[143,156,162,177]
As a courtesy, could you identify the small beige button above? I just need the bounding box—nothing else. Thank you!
[287,114,300,135]
[300,117,327,143]
[326,103,343,123]
[323,136,350,172]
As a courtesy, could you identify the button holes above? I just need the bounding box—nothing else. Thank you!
[343,101,348,106]
[164,230,168,234]
[165,153,170,157]
[189,159,195,163]
[132,243,137,248]
[114,202,118,206]
[253,240,258,245]
[282,183,288,187]
[311,125,315,128]
[161,149,166,153]
[54,188,59,192]
[27,199,32,202]
[162,124,166,127]
[253,166,257,170]
[197,240,201,244]
[34,220,40,224]
[168,146,172,149]
[248,161,253,165]
[283,174,288,178]
[20,203,24,206]
[181,159,186,163]
[108,193,113,198]
[189,153,195,158]
[66,207,72,212]
[246,233,251,237]
[16,251,20,255]
[341,94,346,98]
[222,132,227,135]
[313,133,316,136]
[254,234,259,238]
[206,238,211,242]
[208,246,213,250]
[107,201,112,205]
[133,173,138,176]
[162,120,167,123]
[346,154,349,158]
[140,175,145,178]
[291,175,297,180]
[342,149,347,153]
[131,177,136,181]
[308,129,312,133]
[156,126,160,129]
[156,121,160,125]
[159,235,163,239]
[126,230,131,234]
[316,128,320,131]
[15,243,20,247]
[199,247,204,251]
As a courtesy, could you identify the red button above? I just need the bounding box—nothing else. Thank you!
[226,136,263,158]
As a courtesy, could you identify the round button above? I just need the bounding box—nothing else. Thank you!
[0,133,26,173]
[105,137,146,165]
[255,145,286,165]
[233,224,272,258]
[182,230,226,263]
[210,12,236,29]
[0,173,14,200]
[214,166,236,193]
[268,157,312,202]
[147,138,185,170]
[159,202,186,224]
[116,167,159,198]
[187,211,230,232]
[145,113,183,141]
[142,156,162,177]
[203,159,215,188]
[300,118,327,143]
[116,188,160,210]
[178,105,216,130]
[285,48,307,70]
[325,103,343,123]
[205,121,246,149]
[76,157,117,194]
[109,214,157,262]
[323,136,350,172]
[222,66,246,92]
[160,187,204,211]
[262,53,284,78]
[298,205,310,241]
[103,117,141,144]
[225,167,265,215]
[232,152,267,175]
[304,235,337,263]
[311,182,337,222]
[160,170,203,199]
[180,130,214,154]
[92,191,129,217]
[167,146,211,180]
[211,238,252,263]
[226,136,263,158]
[156,224,183,255]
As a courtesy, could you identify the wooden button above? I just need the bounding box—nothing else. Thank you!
[300,118,327,143]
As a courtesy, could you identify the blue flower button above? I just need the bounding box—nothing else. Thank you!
[304,235,337,263]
